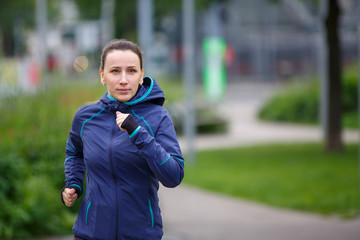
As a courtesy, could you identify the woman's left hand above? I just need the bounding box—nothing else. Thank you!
[116,111,129,131]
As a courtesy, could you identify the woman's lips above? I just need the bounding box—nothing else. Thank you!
[117,89,129,94]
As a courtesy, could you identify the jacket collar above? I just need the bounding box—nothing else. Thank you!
[100,76,165,112]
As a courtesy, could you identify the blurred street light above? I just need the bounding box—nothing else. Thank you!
[137,0,153,73]
[101,0,115,46]
[36,0,47,68]
[182,0,196,163]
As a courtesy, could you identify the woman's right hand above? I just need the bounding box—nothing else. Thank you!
[62,188,78,207]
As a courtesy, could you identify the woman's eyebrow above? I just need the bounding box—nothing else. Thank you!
[109,65,120,68]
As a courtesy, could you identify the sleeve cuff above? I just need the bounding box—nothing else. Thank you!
[121,114,139,135]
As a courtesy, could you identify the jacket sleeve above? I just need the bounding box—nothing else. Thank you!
[129,112,184,188]
[63,110,86,196]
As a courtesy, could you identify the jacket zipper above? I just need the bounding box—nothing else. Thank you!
[109,113,119,240]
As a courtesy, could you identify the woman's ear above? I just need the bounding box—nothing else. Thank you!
[100,69,106,86]
[139,69,144,85]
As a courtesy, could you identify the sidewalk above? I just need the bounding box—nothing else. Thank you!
[160,185,360,240]
[179,80,358,151]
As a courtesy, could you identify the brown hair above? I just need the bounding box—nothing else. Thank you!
[100,39,143,70]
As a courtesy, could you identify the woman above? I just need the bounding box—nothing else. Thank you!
[61,39,185,240]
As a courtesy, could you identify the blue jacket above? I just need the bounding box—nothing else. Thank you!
[64,77,184,240]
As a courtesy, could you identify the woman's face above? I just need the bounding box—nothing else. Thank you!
[100,50,144,102]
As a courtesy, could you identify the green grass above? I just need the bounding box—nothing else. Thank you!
[184,143,360,218]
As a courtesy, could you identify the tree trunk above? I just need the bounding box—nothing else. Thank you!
[324,0,343,151]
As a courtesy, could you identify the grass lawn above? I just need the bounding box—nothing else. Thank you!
[183,143,360,218]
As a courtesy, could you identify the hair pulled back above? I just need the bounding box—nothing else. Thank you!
[100,39,143,70]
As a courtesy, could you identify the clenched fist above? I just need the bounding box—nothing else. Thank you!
[116,111,139,135]
[62,188,78,207]
[116,111,130,131]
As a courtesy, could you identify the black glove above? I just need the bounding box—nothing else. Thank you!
[121,114,139,135]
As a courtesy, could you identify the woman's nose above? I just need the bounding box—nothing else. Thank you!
[119,72,127,84]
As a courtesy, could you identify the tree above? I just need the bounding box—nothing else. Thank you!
[277,0,346,152]
[321,0,344,151]
[270,0,347,152]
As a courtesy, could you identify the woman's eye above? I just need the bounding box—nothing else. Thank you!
[111,69,119,73]
[128,69,136,73]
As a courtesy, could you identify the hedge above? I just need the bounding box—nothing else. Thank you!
[0,78,104,238]
[258,66,358,128]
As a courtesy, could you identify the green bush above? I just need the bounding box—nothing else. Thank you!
[0,153,29,238]
[0,149,76,238]
[166,103,228,135]
[258,79,319,124]
[258,66,358,128]
[0,77,104,238]
[342,66,358,112]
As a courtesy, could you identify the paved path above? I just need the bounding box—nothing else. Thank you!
[48,81,359,240]
[160,185,360,240]
[179,80,358,151]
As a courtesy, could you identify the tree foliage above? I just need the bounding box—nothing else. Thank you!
[0,0,35,28]
[74,0,228,40]
[0,0,228,55]
[0,0,34,56]
[0,0,61,56]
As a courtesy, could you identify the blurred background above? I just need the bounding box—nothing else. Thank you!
[0,0,359,239]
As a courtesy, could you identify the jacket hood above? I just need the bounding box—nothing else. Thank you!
[100,76,165,110]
